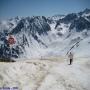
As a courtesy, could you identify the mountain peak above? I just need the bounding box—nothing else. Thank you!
[78,8,90,16]
[83,8,90,14]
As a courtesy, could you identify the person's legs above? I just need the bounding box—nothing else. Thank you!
[70,59,72,65]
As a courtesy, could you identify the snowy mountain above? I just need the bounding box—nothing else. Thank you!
[0,8,90,59]
[47,14,65,24]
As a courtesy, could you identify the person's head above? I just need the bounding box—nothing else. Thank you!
[70,52,72,54]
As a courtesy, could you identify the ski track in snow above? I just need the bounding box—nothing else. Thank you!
[0,57,90,90]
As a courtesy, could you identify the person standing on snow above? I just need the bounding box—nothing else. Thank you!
[68,52,73,65]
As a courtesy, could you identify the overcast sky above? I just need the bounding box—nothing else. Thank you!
[0,0,90,20]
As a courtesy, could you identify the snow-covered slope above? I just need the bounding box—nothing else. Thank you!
[0,57,90,90]
[0,8,90,59]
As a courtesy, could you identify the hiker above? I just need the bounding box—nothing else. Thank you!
[68,52,73,65]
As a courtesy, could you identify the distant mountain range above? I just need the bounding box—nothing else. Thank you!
[0,8,90,59]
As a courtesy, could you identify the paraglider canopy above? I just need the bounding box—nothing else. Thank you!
[7,35,16,45]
